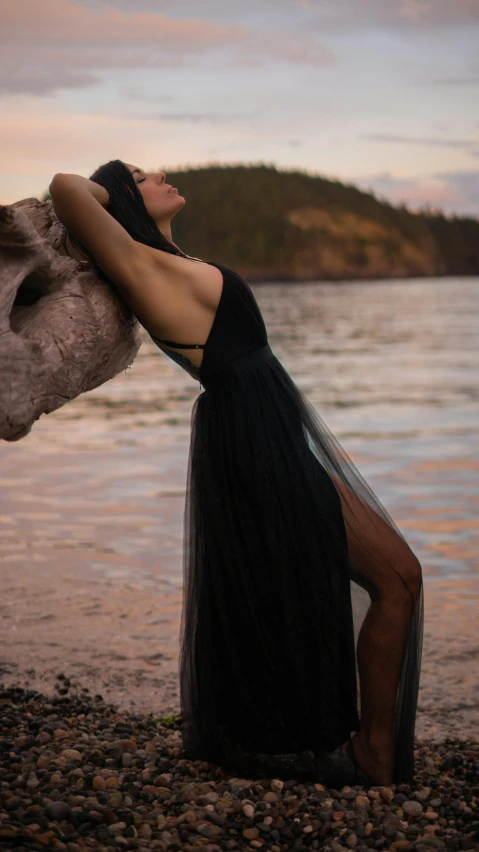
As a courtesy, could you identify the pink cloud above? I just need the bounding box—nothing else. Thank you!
[359,132,479,161]
[299,0,479,29]
[354,170,479,217]
[75,0,479,29]
[0,0,333,96]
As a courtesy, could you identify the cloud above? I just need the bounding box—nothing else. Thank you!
[120,110,261,125]
[0,94,267,203]
[0,0,333,97]
[354,170,479,217]
[359,132,479,160]
[0,105,140,171]
[414,75,479,87]
[295,0,479,31]
[79,0,479,30]
[121,87,173,102]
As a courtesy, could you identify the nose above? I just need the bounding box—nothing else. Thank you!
[155,172,166,185]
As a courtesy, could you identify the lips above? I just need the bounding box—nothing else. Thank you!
[168,186,177,193]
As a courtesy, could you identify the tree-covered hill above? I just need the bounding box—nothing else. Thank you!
[165,164,479,281]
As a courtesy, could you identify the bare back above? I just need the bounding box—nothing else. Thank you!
[132,245,224,372]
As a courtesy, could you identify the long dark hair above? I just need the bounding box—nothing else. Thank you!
[66,158,187,269]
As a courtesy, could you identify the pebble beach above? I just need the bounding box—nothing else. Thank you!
[0,683,478,852]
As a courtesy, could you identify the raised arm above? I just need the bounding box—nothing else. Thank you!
[48,172,195,342]
[49,173,144,291]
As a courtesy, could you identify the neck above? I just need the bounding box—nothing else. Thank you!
[156,216,188,257]
[156,217,174,243]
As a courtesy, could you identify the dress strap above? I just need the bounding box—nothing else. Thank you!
[151,336,205,349]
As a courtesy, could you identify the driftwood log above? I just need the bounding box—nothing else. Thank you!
[0,198,142,441]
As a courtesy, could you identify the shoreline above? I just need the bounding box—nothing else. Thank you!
[1,570,477,745]
[245,272,479,285]
[0,683,478,852]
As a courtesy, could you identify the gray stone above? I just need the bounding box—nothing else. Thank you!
[45,801,72,821]
[403,800,423,817]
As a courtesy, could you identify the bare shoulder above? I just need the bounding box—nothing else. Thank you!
[143,245,223,309]
[115,243,224,342]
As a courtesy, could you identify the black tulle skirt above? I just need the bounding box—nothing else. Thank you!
[179,345,423,783]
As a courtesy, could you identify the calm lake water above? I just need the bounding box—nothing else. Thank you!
[1,275,478,739]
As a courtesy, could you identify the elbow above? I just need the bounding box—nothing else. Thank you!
[49,173,67,194]
[49,174,76,226]
[49,173,75,198]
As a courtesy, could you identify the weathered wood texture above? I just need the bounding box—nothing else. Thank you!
[0,198,142,441]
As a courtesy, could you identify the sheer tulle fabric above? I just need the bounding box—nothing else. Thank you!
[178,349,423,783]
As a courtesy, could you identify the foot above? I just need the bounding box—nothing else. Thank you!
[350,731,394,786]
[315,739,373,788]
[223,746,258,772]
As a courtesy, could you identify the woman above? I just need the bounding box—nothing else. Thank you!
[50,159,423,787]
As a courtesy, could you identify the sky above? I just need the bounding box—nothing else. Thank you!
[1,0,479,217]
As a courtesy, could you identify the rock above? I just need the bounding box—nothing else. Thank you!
[61,749,82,761]
[242,803,255,817]
[263,791,278,802]
[138,824,152,839]
[92,775,106,790]
[379,788,393,804]
[197,823,224,838]
[403,800,423,817]
[45,801,72,821]
[203,791,219,803]
[107,821,127,834]
[243,827,260,840]
[415,788,431,801]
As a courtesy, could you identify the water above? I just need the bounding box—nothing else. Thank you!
[1,276,478,737]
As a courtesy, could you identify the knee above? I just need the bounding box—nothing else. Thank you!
[389,551,423,607]
[402,551,423,601]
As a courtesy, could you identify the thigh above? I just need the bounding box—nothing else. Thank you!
[329,473,422,605]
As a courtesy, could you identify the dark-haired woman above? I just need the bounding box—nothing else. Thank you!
[50,161,423,787]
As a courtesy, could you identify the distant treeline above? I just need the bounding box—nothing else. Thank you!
[43,164,479,281]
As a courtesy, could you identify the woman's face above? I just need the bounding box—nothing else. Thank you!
[125,163,185,221]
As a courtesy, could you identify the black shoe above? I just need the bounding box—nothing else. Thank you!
[314,736,373,788]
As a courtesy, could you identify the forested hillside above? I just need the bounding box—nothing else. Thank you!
[167,164,479,281]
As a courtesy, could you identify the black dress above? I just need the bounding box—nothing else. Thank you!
[150,261,424,784]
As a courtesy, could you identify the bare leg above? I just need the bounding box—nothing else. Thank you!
[331,476,422,784]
